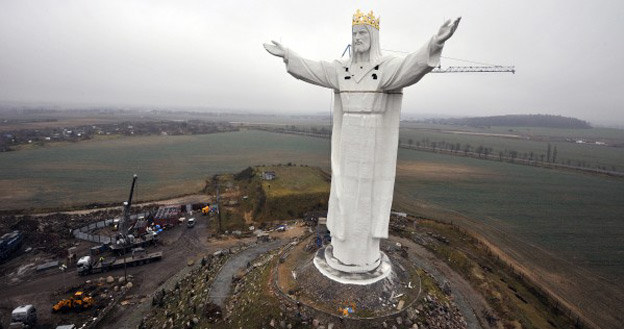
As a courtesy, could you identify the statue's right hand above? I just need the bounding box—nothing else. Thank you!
[263,40,286,58]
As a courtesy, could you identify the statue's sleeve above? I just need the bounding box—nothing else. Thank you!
[380,36,444,90]
[284,49,340,90]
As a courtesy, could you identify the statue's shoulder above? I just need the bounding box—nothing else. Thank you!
[335,58,350,67]
[379,55,400,66]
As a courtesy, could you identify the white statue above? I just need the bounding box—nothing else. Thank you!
[265,10,460,275]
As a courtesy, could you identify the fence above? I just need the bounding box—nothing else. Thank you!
[72,218,118,244]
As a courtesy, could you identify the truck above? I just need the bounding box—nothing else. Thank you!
[9,305,37,329]
[76,249,163,275]
[0,230,23,262]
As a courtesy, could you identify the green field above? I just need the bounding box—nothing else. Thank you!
[393,149,624,279]
[0,130,330,210]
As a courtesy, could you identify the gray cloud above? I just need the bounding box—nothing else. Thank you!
[0,0,622,124]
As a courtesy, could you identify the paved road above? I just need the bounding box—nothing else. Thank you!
[208,239,286,307]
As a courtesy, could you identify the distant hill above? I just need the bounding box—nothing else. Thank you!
[425,114,592,129]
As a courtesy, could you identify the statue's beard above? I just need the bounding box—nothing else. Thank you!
[353,43,370,54]
[352,45,370,64]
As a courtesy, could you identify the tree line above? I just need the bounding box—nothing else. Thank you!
[401,138,621,174]
[423,114,591,129]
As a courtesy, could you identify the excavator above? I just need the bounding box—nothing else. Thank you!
[52,291,94,313]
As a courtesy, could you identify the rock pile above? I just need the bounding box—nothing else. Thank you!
[139,253,228,329]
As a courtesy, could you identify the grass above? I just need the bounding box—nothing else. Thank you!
[258,165,330,198]
[393,148,624,282]
[244,165,330,222]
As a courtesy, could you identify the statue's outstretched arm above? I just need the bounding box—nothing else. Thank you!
[263,40,339,90]
[380,17,461,90]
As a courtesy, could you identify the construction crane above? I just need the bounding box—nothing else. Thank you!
[118,174,138,282]
[431,65,515,74]
[341,44,515,74]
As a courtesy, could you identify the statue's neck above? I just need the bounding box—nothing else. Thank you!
[352,51,370,64]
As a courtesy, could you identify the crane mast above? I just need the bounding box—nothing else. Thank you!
[119,174,138,238]
[119,174,137,282]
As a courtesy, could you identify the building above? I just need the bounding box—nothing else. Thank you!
[262,171,276,180]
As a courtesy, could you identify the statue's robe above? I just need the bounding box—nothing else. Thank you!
[284,37,443,270]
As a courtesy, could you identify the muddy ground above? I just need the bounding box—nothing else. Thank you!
[0,203,304,329]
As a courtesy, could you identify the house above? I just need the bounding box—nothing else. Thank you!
[262,171,276,181]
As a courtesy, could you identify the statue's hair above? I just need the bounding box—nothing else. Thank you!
[352,24,383,64]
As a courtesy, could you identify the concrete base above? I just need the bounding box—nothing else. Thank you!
[324,244,381,273]
[313,245,392,285]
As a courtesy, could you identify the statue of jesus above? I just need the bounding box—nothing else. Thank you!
[265,10,460,275]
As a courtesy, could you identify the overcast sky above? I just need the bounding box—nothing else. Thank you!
[1,1,623,125]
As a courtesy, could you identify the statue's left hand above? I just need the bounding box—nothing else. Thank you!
[263,40,286,58]
[436,17,461,44]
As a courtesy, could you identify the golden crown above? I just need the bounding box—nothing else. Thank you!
[352,9,379,30]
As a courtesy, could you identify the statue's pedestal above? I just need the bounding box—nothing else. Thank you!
[313,245,392,285]
[275,236,421,319]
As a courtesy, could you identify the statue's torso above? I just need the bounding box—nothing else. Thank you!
[336,60,400,114]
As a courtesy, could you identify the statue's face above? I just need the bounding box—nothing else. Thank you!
[352,25,371,54]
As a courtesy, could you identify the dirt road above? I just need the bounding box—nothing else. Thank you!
[208,239,286,307]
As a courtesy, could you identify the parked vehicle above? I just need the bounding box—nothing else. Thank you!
[9,305,37,328]
[0,231,23,262]
[52,291,94,313]
[187,217,196,228]
[109,233,157,255]
[76,250,162,275]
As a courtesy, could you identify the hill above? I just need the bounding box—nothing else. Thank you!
[243,165,330,222]
[211,164,330,232]
[424,114,591,129]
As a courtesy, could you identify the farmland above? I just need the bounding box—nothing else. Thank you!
[0,128,623,326]
[0,130,330,211]
[272,121,624,173]
[398,124,624,172]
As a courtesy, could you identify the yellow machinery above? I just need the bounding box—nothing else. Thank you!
[52,291,94,313]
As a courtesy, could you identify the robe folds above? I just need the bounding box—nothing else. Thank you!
[283,37,444,268]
